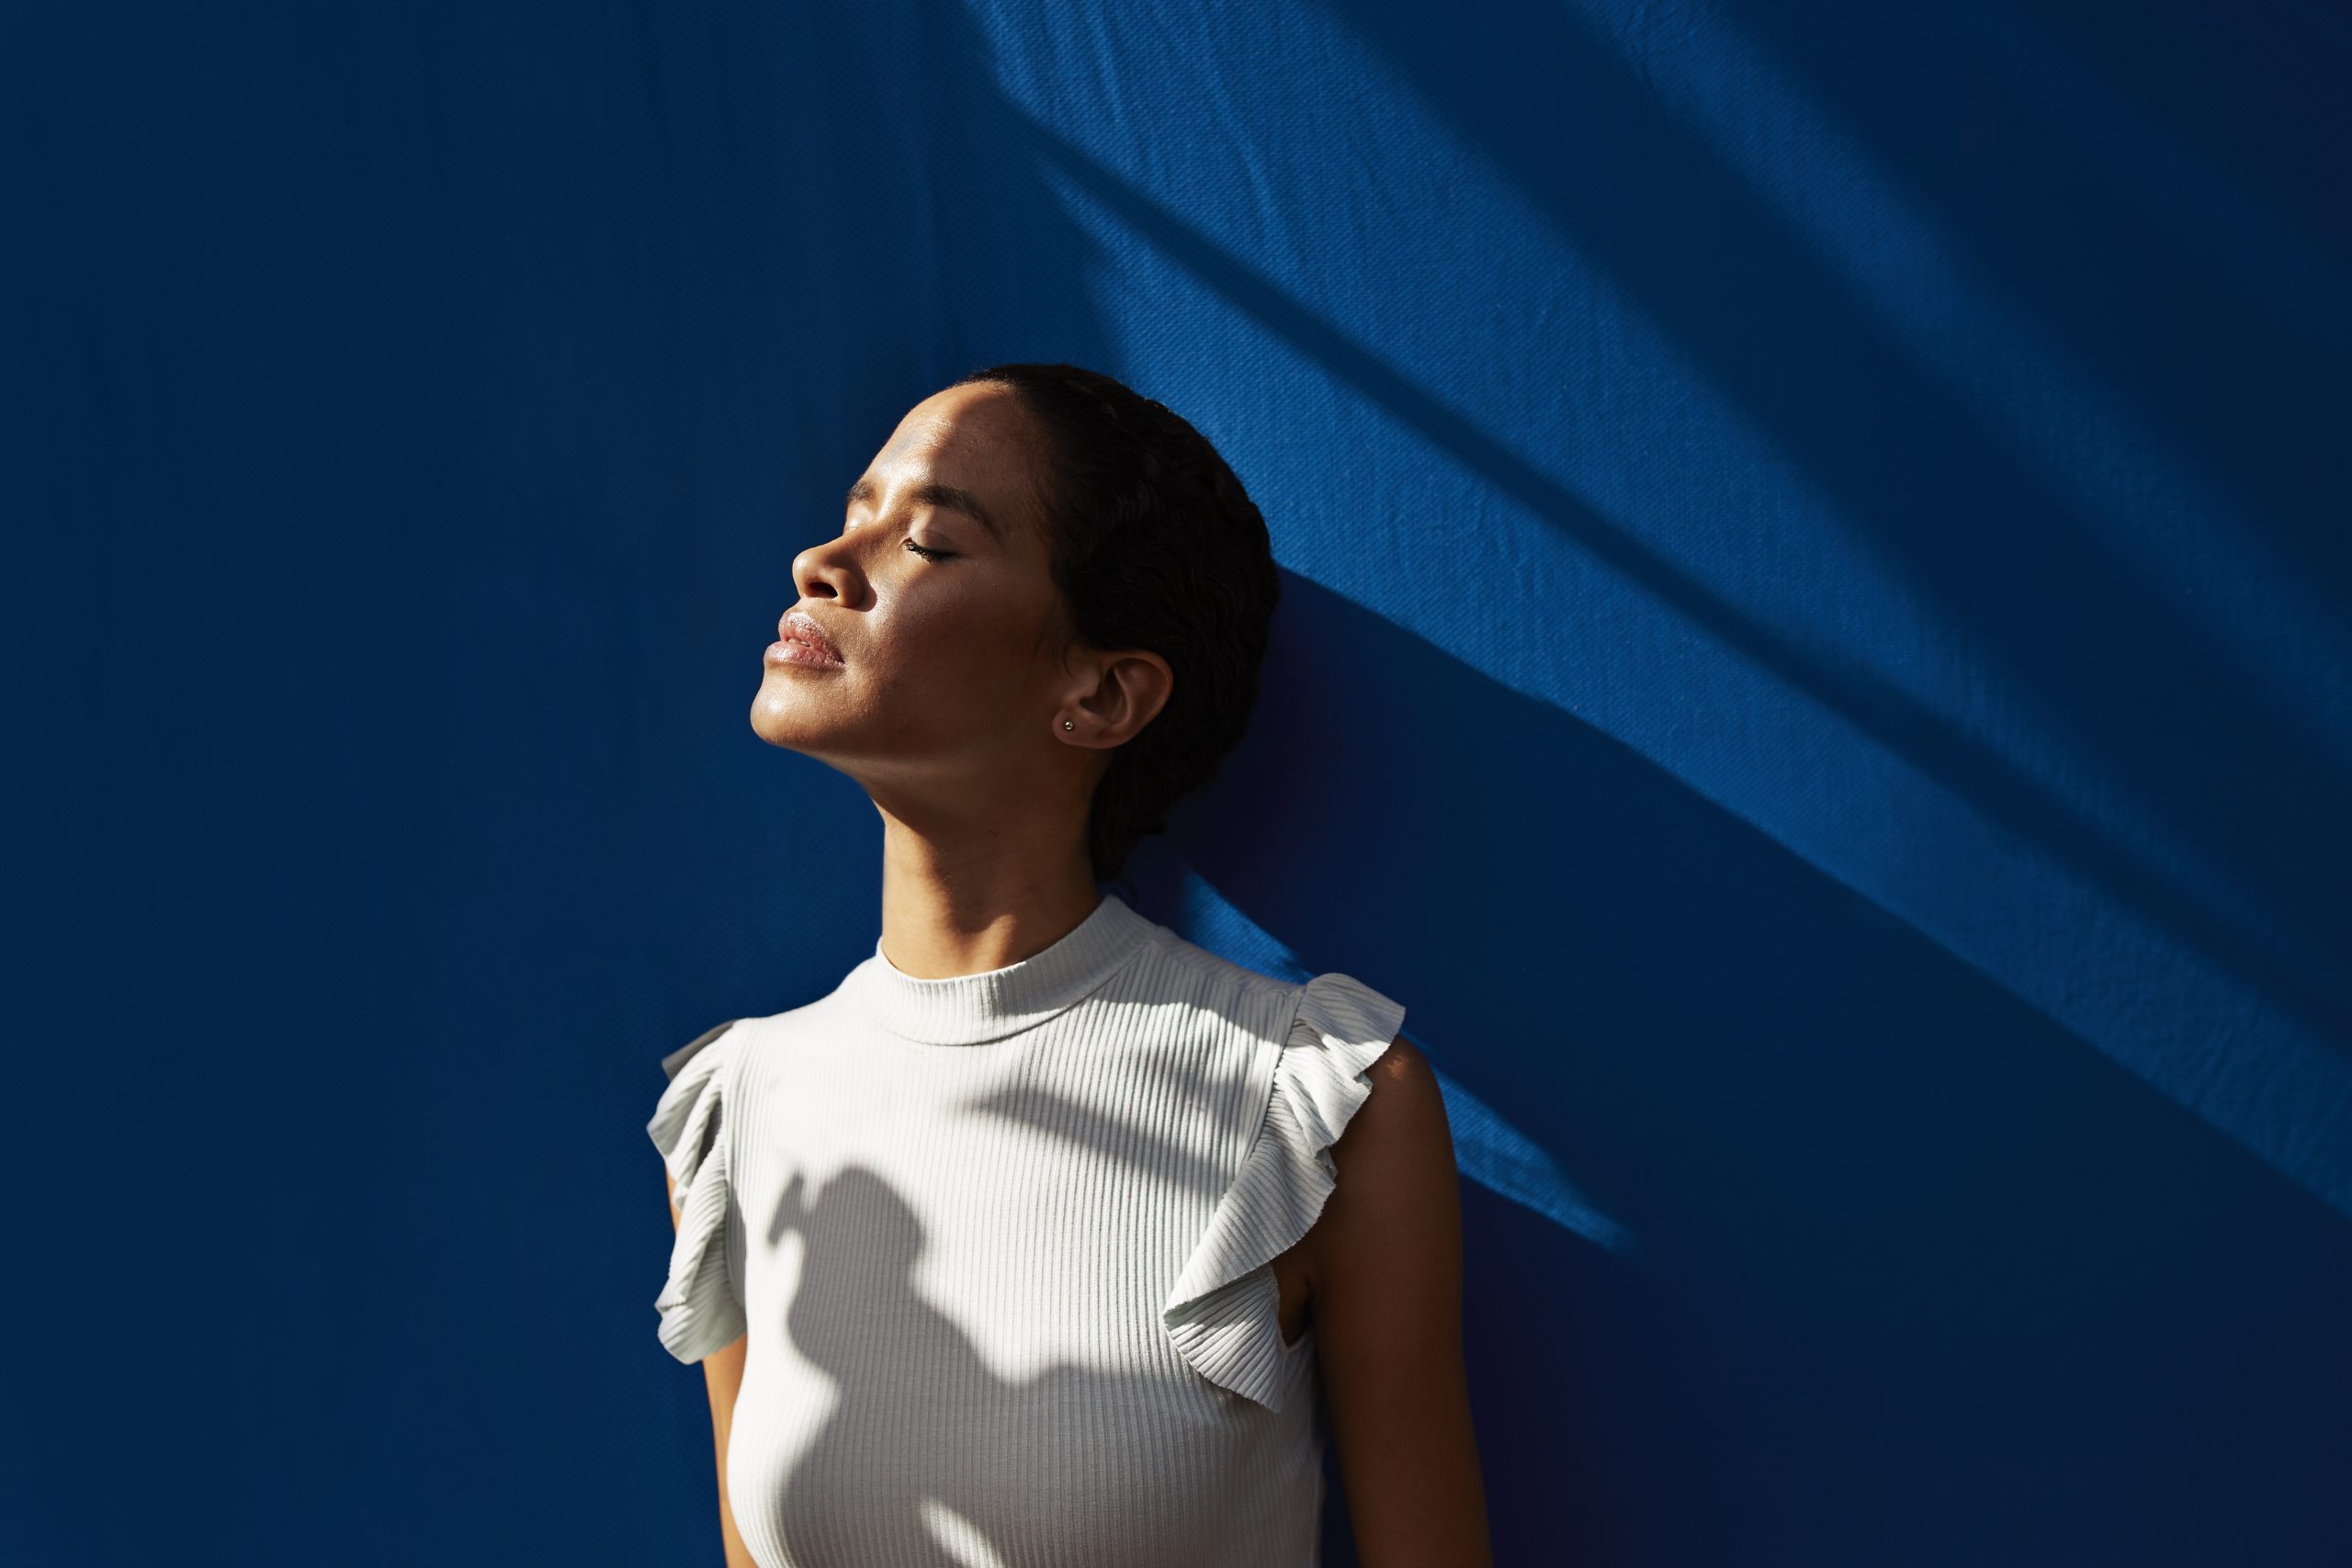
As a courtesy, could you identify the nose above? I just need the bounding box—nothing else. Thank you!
[791,536,865,609]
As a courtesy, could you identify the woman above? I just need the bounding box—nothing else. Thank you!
[650,363,1491,1567]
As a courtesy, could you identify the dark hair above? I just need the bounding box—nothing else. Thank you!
[950,362,1281,898]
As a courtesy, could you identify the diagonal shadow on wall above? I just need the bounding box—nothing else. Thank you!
[1747,0,2352,594]
[1306,0,2350,1037]
[989,104,2352,1197]
[1151,573,2352,1564]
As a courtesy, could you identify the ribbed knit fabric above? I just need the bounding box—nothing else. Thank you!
[646,891,1408,1568]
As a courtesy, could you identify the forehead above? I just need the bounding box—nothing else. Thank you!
[867,381,1038,500]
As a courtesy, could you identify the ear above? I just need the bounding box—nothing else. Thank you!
[1057,647,1175,748]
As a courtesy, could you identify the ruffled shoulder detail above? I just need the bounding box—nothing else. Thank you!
[1160,971,1408,1411]
[646,1018,748,1363]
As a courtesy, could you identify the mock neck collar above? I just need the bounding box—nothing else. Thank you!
[844,892,1158,1045]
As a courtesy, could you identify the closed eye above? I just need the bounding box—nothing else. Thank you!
[903,537,956,562]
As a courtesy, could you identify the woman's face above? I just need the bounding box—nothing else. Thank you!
[751,381,1101,795]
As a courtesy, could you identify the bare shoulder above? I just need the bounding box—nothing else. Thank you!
[1309,1034,1490,1560]
[1340,1034,1454,1172]
[1311,1034,1460,1272]
[1364,1032,1439,1101]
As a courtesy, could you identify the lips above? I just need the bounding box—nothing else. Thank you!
[776,609,844,665]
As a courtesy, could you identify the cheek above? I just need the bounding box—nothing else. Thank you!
[868,592,1052,719]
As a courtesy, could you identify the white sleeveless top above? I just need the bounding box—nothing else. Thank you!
[646,891,1407,1568]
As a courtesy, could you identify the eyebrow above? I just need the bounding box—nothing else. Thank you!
[843,475,1005,544]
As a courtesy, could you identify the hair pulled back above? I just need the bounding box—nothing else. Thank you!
[951,362,1281,897]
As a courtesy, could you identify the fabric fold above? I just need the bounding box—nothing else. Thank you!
[647,1018,747,1363]
[1160,971,1408,1411]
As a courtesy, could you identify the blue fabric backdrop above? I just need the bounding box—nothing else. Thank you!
[8,2,2347,1562]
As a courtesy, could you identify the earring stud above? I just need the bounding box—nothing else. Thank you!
[1062,718,1075,731]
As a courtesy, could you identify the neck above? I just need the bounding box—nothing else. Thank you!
[872,809,1102,980]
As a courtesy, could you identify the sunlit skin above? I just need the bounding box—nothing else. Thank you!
[681,379,1492,1566]
[749,380,1170,952]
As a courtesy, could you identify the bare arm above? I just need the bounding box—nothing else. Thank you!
[667,1169,755,1568]
[1307,1036,1493,1566]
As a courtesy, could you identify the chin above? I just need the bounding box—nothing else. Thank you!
[748,679,845,750]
